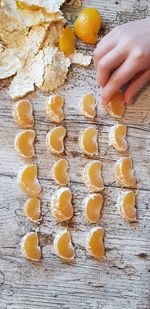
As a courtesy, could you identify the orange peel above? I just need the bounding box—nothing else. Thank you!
[46,126,66,155]
[74,8,102,44]
[106,91,125,118]
[46,95,64,123]
[24,197,41,222]
[17,164,41,196]
[54,229,75,261]
[80,94,96,119]
[109,124,128,152]
[51,187,73,222]
[79,127,98,156]
[52,159,69,186]
[115,157,137,187]
[83,161,104,192]
[12,99,34,128]
[86,227,105,259]
[117,191,137,222]
[84,193,103,223]
[59,25,75,56]
[21,232,41,261]
[15,129,35,158]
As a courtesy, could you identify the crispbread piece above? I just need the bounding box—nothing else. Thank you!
[2,0,63,27]
[70,51,92,67]
[0,43,21,79]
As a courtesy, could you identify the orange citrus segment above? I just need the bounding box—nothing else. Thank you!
[46,126,66,154]
[52,159,69,186]
[80,127,98,156]
[46,95,64,123]
[59,25,75,56]
[15,130,35,158]
[115,157,137,187]
[17,164,41,196]
[74,8,102,44]
[117,191,137,222]
[12,99,34,128]
[84,193,103,223]
[83,161,104,192]
[21,232,41,261]
[54,229,75,261]
[52,187,73,221]
[16,1,40,11]
[80,94,96,119]
[24,197,41,222]
[109,124,128,152]
[86,227,105,259]
[106,91,125,118]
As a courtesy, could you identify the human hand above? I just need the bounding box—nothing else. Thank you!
[94,18,150,105]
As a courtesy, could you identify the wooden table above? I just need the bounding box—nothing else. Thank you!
[0,1,150,308]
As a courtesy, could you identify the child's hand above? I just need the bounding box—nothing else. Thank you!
[94,18,150,104]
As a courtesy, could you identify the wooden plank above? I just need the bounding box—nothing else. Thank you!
[0,0,150,308]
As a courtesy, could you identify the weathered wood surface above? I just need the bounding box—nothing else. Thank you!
[0,1,150,308]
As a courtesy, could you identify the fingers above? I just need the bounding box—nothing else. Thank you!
[101,57,145,104]
[124,69,150,105]
[94,37,116,69]
[96,46,127,87]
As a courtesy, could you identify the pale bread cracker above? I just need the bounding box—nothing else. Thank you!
[70,51,92,67]
[2,0,63,27]
[0,43,21,79]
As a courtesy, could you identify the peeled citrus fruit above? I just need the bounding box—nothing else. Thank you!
[86,227,105,259]
[46,95,64,123]
[12,99,34,128]
[74,8,102,44]
[15,129,35,159]
[79,127,98,156]
[59,25,75,56]
[115,157,137,187]
[84,193,103,223]
[24,197,41,222]
[46,126,66,155]
[21,232,41,261]
[109,124,128,152]
[52,187,73,222]
[117,191,137,222]
[17,164,41,196]
[52,159,69,186]
[80,94,96,119]
[54,229,75,261]
[106,91,125,118]
[83,161,104,192]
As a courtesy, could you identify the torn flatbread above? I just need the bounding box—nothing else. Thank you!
[1,0,63,27]
[70,51,92,67]
[0,43,21,79]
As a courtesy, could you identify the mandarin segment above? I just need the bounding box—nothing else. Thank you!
[83,161,104,192]
[86,227,105,259]
[117,191,137,222]
[24,197,41,222]
[54,229,75,261]
[17,164,41,196]
[59,25,75,56]
[52,187,73,222]
[15,129,35,158]
[79,127,98,156]
[12,99,34,128]
[21,232,41,261]
[46,95,64,123]
[106,91,125,118]
[74,8,102,44]
[52,159,69,186]
[80,94,96,119]
[84,193,104,223]
[115,157,137,187]
[46,126,66,155]
[109,124,128,152]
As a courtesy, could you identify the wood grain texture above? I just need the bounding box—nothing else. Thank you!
[0,0,150,308]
